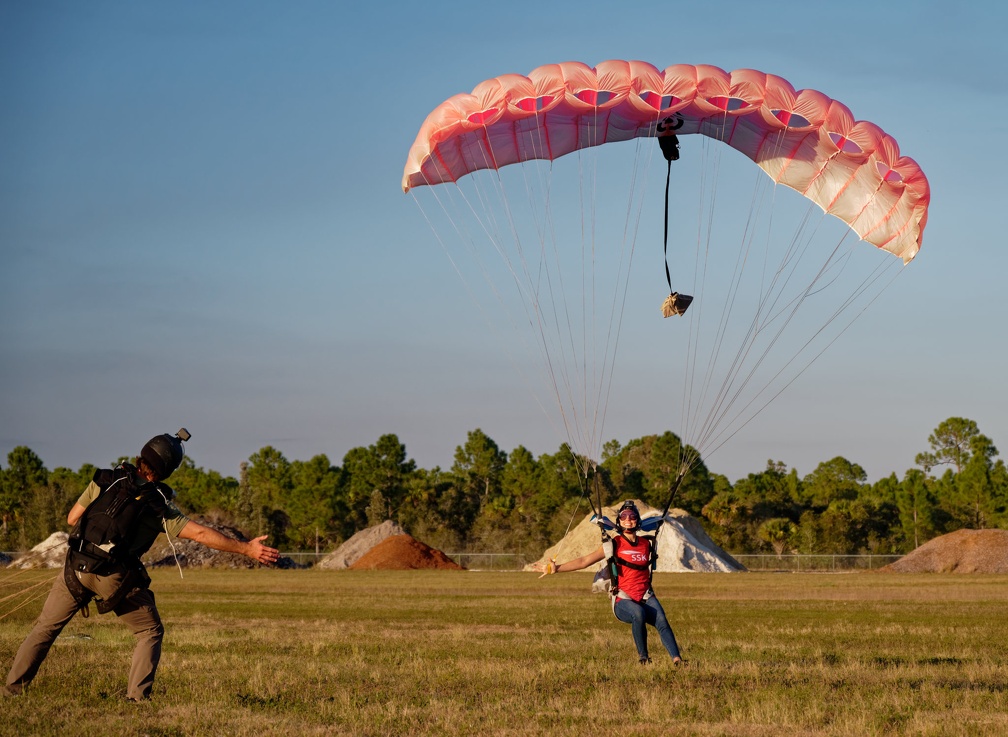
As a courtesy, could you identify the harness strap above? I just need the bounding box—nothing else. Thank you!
[95,562,150,615]
[614,588,654,604]
[62,556,94,615]
[615,558,652,572]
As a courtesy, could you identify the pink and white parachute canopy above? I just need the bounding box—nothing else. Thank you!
[402,60,929,263]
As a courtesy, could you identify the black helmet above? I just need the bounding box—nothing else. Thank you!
[140,428,191,480]
[617,500,641,531]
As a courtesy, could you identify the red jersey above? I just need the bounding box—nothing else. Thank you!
[612,534,653,602]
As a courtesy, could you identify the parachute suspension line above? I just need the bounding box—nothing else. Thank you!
[579,102,631,465]
[673,120,872,472]
[520,116,624,462]
[696,254,906,462]
[529,105,650,526]
[680,123,904,462]
[411,180,551,393]
[522,123,598,464]
[520,150,594,457]
[595,137,652,456]
[521,154,584,456]
[751,129,828,326]
[688,139,750,443]
[466,126,593,460]
[687,143,802,456]
[687,187,906,464]
[552,452,610,566]
[660,468,688,521]
[412,139,585,455]
[0,575,54,623]
[477,109,634,468]
[679,129,731,476]
[533,147,587,461]
[579,141,596,459]
[453,114,597,467]
[535,106,645,466]
[683,131,721,457]
[687,169,815,460]
[420,194,581,459]
[676,121,793,463]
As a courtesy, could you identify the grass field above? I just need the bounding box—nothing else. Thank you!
[2,569,1007,736]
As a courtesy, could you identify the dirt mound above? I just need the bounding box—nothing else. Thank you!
[318,520,405,570]
[880,529,1008,573]
[349,534,464,570]
[526,500,743,574]
[7,532,68,569]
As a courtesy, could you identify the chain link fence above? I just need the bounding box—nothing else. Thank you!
[730,554,902,572]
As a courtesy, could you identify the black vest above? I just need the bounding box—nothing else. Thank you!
[67,465,172,575]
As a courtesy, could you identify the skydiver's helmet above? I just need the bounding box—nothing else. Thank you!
[617,500,641,532]
[140,428,191,481]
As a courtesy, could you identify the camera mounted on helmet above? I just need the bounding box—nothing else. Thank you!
[140,428,191,481]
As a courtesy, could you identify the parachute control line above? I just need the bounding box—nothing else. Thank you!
[658,117,693,318]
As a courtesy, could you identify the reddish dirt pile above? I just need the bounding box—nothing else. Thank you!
[349,534,464,571]
[881,529,1008,573]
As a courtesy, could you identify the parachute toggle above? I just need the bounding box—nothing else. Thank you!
[661,292,693,318]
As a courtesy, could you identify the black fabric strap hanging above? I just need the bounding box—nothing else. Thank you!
[657,122,693,318]
[663,152,675,295]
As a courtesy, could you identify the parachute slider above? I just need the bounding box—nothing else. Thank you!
[661,292,693,317]
[591,514,617,532]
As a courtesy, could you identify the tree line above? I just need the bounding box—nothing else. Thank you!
[1,417,1005,557]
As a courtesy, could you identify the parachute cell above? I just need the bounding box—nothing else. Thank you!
[402,61,929,263]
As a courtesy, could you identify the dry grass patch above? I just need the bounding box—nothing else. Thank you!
[1,570,1006,736]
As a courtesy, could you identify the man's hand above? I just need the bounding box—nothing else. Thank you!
[245,535,280,566]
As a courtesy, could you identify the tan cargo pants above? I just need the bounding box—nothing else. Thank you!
[5,568,164,700]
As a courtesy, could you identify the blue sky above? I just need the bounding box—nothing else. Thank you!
[2,1,1005,484]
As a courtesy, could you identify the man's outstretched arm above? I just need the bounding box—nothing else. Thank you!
[178,521,280,565]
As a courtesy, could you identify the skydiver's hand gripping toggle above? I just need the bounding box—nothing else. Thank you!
[538,558,558,578]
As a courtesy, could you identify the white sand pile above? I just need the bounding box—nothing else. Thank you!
[8,532,68,569]
[526,500,743,574]
[317,520,406,570]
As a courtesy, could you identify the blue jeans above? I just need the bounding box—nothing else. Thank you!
[614,595,680,661]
